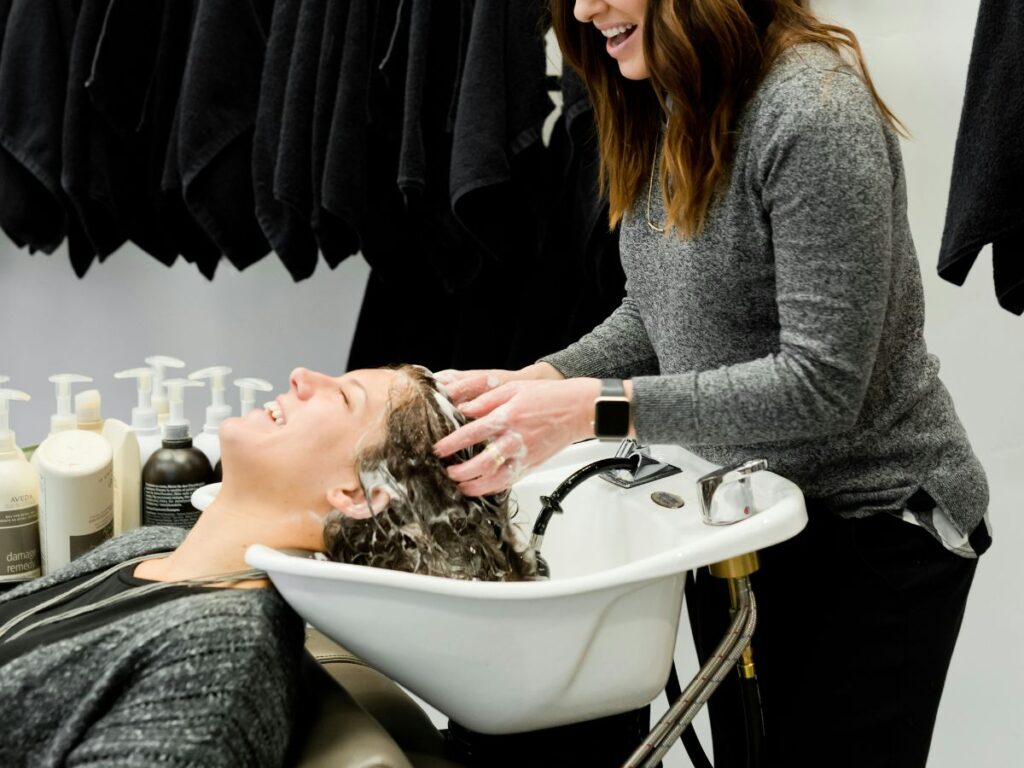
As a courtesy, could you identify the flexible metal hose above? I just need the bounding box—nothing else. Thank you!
[622,577,758,768]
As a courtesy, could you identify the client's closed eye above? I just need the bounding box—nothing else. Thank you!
[339,386,350,407]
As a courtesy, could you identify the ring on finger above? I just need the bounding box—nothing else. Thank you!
[486,443,508,470]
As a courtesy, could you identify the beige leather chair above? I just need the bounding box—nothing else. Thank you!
[288,627,468,768]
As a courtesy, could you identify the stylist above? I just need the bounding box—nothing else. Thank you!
[434,1,990,766]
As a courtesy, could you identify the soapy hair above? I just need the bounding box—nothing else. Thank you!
[323,365,537,582]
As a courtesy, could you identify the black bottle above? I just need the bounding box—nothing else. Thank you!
[213,458,222,482]
[141,423,214,529]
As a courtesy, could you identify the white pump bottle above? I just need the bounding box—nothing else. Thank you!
[144,355,185,427]
[75,390,142,536]
[234,377,274,416]
[31,374,93,470]
[0,377,25,460]
[114,367,163,467]
[188,366,232,469]
[0,389,42,582]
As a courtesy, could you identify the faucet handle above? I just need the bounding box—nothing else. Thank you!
[697,459,768,526]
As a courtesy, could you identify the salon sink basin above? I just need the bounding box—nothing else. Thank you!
[245,440,806,734]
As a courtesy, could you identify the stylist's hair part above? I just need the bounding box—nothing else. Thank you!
[323,365,537,581]
[550,0,905,237]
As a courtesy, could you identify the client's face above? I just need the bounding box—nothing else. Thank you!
[219,367,402,509]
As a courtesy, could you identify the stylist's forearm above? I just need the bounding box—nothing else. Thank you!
[522,362,565,380]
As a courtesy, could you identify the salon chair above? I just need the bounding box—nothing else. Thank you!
[288,627,467,768]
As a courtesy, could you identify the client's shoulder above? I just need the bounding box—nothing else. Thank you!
[149,587,304,657]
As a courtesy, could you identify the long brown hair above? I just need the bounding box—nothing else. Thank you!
[551,0,903,236]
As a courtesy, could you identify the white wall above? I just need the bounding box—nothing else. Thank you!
[0,248,371,444]
[0,1,1020,764]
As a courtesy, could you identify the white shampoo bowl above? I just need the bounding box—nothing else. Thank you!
[245,440,806,734]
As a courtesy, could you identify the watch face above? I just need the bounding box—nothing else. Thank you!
[595,398,631,438]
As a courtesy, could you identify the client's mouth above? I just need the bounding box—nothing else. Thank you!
[264,400,286,426]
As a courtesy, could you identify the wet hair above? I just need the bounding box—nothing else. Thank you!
[322,365,537,581]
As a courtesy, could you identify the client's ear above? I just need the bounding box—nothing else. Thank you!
[327,483,392,520]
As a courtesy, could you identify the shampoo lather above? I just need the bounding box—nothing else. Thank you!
[0,390,41,583]
[141,379,213,529]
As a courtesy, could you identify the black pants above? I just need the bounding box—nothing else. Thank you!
[688,507,979,768]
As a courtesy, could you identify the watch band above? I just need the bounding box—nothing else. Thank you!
[600,379,626,397]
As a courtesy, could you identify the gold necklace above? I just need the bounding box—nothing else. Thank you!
[645,166,665,233]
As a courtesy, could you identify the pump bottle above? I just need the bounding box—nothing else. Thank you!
[114,367,163,468]
[31,374,93,469]
[36,423,114,575]
[0,377,25,460]
[189,366,232,478]
[144,355,185,427]
[75,390,142,536]
[0,389,42,583]
[234,377,274,417]
[141,379,213,529]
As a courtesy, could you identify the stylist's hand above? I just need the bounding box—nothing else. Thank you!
[435,362,565,404]
[433,377,600,497]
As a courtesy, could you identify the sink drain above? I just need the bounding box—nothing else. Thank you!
[650,491,685,509]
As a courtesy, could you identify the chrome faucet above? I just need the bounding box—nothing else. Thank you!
[599,439,682,489]
[697,459,768,525]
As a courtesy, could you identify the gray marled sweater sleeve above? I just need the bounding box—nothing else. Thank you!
[541,289,660,379]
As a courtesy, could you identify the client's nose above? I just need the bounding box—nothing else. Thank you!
[290,367,335,400]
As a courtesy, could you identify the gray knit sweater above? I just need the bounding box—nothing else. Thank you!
[543,44,989,535]
[0,527,304,767]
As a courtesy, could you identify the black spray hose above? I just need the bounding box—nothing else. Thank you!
[530,454,642,543]
[739,674,764,768]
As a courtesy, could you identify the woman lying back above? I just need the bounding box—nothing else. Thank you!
[0,365,535,768]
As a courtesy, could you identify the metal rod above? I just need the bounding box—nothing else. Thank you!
[621,577,758,768]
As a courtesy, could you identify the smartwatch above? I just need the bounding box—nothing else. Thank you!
[593,379,631,439]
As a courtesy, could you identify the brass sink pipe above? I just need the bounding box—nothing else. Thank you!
[624,560,758,768]
[710,552,761,681]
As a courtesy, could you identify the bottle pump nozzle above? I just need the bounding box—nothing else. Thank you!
[144,355,185,424]
[47,373,93,435]
[0,388,30,455]
[75,389,104,432]
[161,378,204,440]
[114,367,158,433]
[0,376,9,385]
[234,377,273,416]
[189,366,233,431]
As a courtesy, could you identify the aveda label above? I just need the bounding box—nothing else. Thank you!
[0,504,42,581]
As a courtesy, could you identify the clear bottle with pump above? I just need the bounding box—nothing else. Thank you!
[114,367,163,468]
[0,389,42,583]
[144,355,185,427]
[75,390,142,536]
[141,379,213,530]
[189,366,232,477]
